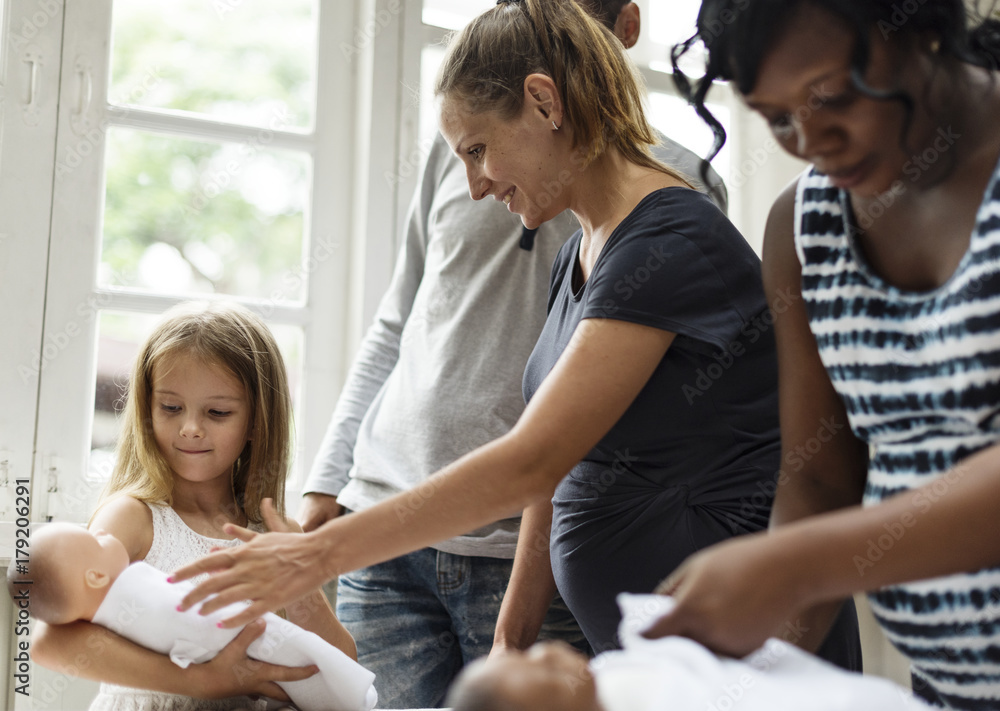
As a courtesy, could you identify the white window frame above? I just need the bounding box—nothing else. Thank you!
[0,0,67,700]
[30,0,363,526]
[1,1,394,707]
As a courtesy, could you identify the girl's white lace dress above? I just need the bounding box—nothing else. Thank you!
[89,502,269,711]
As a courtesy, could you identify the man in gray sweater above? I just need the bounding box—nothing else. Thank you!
[299,3,727,707]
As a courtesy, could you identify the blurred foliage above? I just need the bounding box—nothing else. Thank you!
[109,0,315,126]
[101,0,317,300]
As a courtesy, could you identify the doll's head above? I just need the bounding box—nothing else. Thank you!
[5,524,130,624]
[446,642,604,711]
[99,300,292,526]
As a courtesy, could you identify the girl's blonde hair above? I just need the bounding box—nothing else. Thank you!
[98,301,291,524]
[435,0,690,181]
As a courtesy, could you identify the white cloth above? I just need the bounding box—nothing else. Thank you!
[92,562,377,711]
[89,504,270,711]
[90,504,273,710]
[593,594,931,711]
[88,502,374,711]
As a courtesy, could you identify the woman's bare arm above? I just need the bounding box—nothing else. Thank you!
[491,500,559,654]
[31,618,313,700]
[174,318,677,626]
[761,182,869,651]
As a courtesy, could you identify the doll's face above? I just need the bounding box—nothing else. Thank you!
[36,523,129,576]
[460,642,602,711]
[74,527,131,579]
[33,524,131,621]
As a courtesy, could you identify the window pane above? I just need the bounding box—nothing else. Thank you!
[100,127,310,301]
[91,311,304,488]
[648,0,706,77]
[423,0,494,30]
[420,44,447,144]
[109,0,317,129]
[647,92,731,184]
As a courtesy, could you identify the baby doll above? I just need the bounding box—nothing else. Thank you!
[446,594,931,711]
[6,524,378,711]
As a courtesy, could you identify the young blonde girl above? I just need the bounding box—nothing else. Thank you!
[32,300,355,711]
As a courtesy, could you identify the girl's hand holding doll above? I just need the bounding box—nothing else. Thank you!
[187,620,317,700]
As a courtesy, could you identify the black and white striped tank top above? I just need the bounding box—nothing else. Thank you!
[795,160,1000,710]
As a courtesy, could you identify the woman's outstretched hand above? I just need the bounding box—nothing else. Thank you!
[170,499,333,627]
[640,531,811,657]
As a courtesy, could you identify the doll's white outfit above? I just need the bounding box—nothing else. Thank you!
[88,502,376,711]
[593,594,932,711]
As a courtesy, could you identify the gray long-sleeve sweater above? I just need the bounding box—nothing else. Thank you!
[303,131,727,558]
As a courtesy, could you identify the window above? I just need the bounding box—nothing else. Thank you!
[0,3,356,703]
[27,1,350,531]
[408,0,808,252]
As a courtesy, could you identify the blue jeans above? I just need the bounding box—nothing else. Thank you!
[336,547,589,709]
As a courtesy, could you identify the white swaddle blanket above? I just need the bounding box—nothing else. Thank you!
[593,594,930,711]
[92,562,378,711]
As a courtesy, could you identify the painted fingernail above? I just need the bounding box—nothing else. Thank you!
[176,605,183,612]
[166,576,175,583]
[217,622,224,628]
